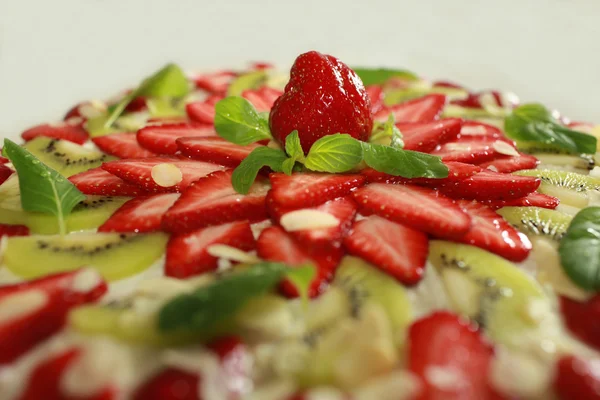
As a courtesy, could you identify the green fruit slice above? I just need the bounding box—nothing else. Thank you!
[515,169,600,208]
[227,70,268,97]
[384,85,468,106]
[497,206,573,243]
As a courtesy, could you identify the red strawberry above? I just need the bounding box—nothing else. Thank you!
[361,161,482,185]
[554,355,600,400]
[559,294,600,351]
[366,85,385,114]
[352,183,471,239]
[177,137,264,168]
[374,94,446,123]
[137,123,217,155]
[268,196,357,248]
[102,157,225,193]
[344,215,428,284]
[162,170,269,233]
[133,368,199,400]
[194,70,237,93]
[269,172,365,209]
[458,121,503,139]
[257,226,343,297]
[242,86,283,112]
[439,171,541,201]
[397,118,463,152]
[409,311,496,400]
[433,80,465,90]
[0,223,29,237]
[64,101,106,121]
[0,164,14,185]
[431,137,516,164]
[165,221,255,278]
[186,97,222,125]
[21,122,89,145]
[478,153,539,173]
[457,201,531,262]
[0,268,107,364]
[206,336,252,397]
[98,193,180,233]
[69,167,151,196]
[92,132,158,159]
[269,51,373,150]
[125,96,148,113]
[482,192,559,210]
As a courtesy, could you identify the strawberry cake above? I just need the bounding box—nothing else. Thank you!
[0,51,599,399]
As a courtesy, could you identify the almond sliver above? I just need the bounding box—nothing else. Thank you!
[206,244,261,264]
[492,140,519,157]
[151,163,183,187]
[280,209,340,231]
[460,125,487,135]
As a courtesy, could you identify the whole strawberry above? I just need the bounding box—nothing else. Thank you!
[269,51,373,150]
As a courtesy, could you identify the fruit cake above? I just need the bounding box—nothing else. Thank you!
[0,51,600,399]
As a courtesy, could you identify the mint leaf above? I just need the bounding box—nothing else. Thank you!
[227,70,268,97]
[505,104,596,154]
[281,131,305,175]
[304,134,363,173]
[214,97,273,145]
[352,68,419,86]
[370,114,404,148]
[362,143,448,178]
[105,63,190,128]
[3,139,86,236]
[232,146,287,194]
[158,262,291,332]
[285,264,316,308]
[559,207,600,291]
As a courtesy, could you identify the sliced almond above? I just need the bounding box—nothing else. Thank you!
[70,268,103,293]
[207,244,261,264]
[65,116,84,126]
[486,165,499,172]
[425,366,467,391]
[151,163,183,187]
[280,209,340,232]
[444,143,473,152]
[460,125,487,136]
[0,290,48,324]
[493,140,519,157]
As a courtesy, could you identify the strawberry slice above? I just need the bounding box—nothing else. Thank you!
[554,356,600,400]
[133,368,199,400]
[206,336,252,398]
[481,192,559,210]
[361,161,482,186]
[431,137,515,164]
[21,122,89,145]
[0,223,29,237]
[186,95,224,125]
[193,70,237,93]
[374,94,446,122]
[397,118,463,153]
[0,164,14,185]
[478,153,539,173]
[242,86,282,112]
[177,137,264,168]
[269,173,365,209]
[98,193,180,233]
[92,132,158,159]
[165,220,255,278]
[102,157,225,193]
[137,123,218,155]
[352,183,471,239]
[433,80,465,90]
[344,215,428,284]
[257,226,343,298]
[69,167,151,196]
[457,201,532,262]
[268,196,357,248]
[366,85,385,114]
[162,170,269,233]
[459,121,503,139]
[0,268,107,364]
[439,171,541,200]
[409,311,496,400]
[559,294,600,351]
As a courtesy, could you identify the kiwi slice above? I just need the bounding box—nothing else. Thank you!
[497,206,573,243]
[146,97,185,118]
[227,70,268,97]
[3,232,167,281]
[22,137,114,177]
[515,169,600,208]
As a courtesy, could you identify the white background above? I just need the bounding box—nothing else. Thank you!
[1,0,599,138]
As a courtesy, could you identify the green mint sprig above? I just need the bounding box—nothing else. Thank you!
[214,97,273,145]
[505,104,596,155]
[370,114,404,148]
[3,139,86,236]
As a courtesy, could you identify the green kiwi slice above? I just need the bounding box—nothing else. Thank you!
[515,169,600,208]
[497,206,573,243]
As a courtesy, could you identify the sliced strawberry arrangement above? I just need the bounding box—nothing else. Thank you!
[69,167,151,196]
[0,163,14,185]
[482,192,559,210]
[137,123,218,155]
[457,201,532,262]
[554,355,600,400]
[559,294,600,351]
[186,95,224,125]
[478,153,539,173]
[92,132,158,159]
[162,170,269,233]
[361,161,482,185]
[102,157,225,193]
[439,171,541,201]
[352,183,471,239]
[458,121,503,138]
[21,122,89,145]
[374,93,446,123]
[397,118,463,152]
[269,173,365,209]
[242,86,282,112]
[257,226,343,297]
[344,215,428,284]
[0,223,29,237]
[177,137,264,167]
[431,137,514,164]
[165,221,255,278]
[0,268,107,364]
[193,70,237,94]
[98,193,180,233]
[408,311,496,400]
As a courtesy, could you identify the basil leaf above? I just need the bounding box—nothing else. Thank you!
[227,70,268,97]
[158,262,291,332]
[3,139,86,236]
[505,104,596,154]
[559,207,600,291]
[370,114,404,148]
[281,130,305,175]
[304,134,363,173]
[214,97,273,145]
[105,63,190,128]
[231,146,287,194]
[362,143,448,179]
[352,68,419,86]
